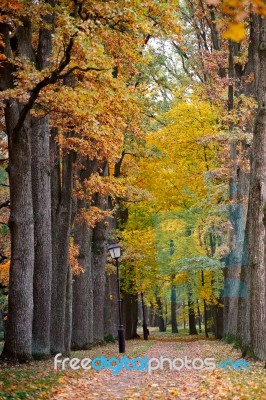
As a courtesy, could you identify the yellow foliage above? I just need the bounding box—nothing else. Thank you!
[206,0,266,42]
[0,261,10,286]
[222,22,246,42]
[68,240,83,275]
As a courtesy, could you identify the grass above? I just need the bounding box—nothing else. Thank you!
[0,361,63,400]
[0,339,153,400]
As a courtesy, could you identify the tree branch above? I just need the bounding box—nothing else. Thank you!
[0,221,8,226]
[58,65,110,79]
[0,200,10,209]
[13,34,77,135]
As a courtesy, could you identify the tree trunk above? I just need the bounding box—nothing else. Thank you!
[1,21,35,362]
[248,16,266,361]
[104,271,118,340]
[2,108,34,361]
[123,292,139,339]
[64,265,72,356]
[188,299,197,335]
[92,163,108,343]
[31,116,52,357]
[50,130,73,354]
[223,40,241,339]
[237,13,260,355]
[71,157,96,349]
[31,3,53,359]
[156,297,166,332]
[72,219,93,349]
[92,221,107,343]
[171,280,178,333]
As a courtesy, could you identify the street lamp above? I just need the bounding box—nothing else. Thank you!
[108,243,125,353]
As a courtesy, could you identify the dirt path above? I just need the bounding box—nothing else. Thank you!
[50,338,266,400]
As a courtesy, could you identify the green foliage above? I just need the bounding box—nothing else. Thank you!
[0,291,7,312]
[0,366,62,400]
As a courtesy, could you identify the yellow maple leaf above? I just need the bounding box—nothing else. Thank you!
[222,22,246,42]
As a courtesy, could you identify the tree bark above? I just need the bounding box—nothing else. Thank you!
[188,299,197,335]
[104,271,118,339]
[72,217,93,349]
[248,16,266,361]
[171,280,178,333]
[92,163,108,343]
[31,2,54,358]
[1,21,35,362]
[31,116,52,357]
[237,13,260,354]
[50,130,73,354]
[156,297,166,332]
[64,265,73,355]
[123,292,139,339]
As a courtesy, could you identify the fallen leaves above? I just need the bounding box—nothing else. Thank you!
[0,335,265,399]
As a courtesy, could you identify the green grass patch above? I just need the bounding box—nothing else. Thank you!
[0,361,63,400]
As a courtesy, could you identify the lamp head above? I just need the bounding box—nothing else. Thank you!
[108,243,121,259]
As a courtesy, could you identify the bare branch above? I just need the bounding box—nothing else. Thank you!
[0,221,8,226]
[13,34,77,135]
[0,200,10,209]
[58,65,110,79]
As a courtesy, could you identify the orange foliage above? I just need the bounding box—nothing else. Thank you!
[0,260,9,286]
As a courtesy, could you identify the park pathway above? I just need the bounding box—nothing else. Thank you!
[50,336,265,400]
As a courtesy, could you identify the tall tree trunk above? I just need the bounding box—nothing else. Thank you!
[71,157,97,349]
[92,163,108,343]
[156,297,166,332]
[31,3,53,358]
[188,300,197,335]
[72,215,93,350]
[248,16,266,361]
[123,292,139,339]
[104,271,118,339]
[50,130,73,354]
[223,40,242,339]
[2,108,34,361]
[171,281,178,333]
[1,21,35,362]
[92,223,107,343]
[64,265,72,355]
[237,13,260,354]
[31,116,52,357]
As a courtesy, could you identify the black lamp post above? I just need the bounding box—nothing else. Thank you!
[108,243,125,353]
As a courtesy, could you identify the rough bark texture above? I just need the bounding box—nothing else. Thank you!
[248,16,266,360]
[50,130,73,354]
[72,219,93,349]
[225,14,258,340]
[156,297,166,332]
[1,21,35,361]
[31,4,53,358]
[64,265,73,356]
[237,14,260,353]
[123,292,139,339]
[31,116,52,357]
[71,158,97,349]
[92,163,109,343]
[171,282,178,333]
[104,271,118,339]
[92,223,107,343]
[188,300,197,335]
[223,40,242,338]
[2,109,34,361]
